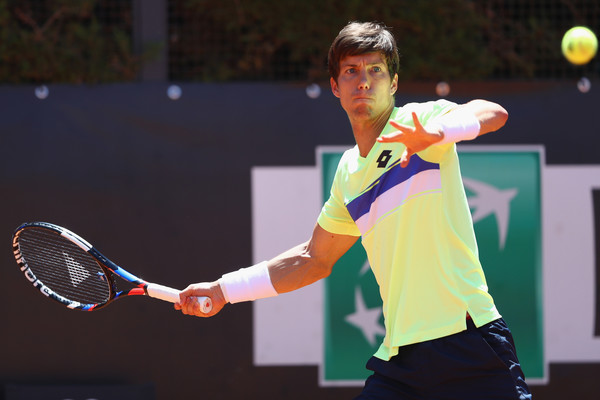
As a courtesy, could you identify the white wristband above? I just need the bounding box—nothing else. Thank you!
[218,261,278,304]
[433,111,481,145]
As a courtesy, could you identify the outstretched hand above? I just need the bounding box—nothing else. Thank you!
[377,112,443,168]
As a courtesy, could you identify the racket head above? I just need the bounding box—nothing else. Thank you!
[12,222,118,311]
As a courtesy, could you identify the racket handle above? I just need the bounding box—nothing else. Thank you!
[146,283,213,313]
[192,296,213,313]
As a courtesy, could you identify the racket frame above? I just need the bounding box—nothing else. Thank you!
[12,222,195,311]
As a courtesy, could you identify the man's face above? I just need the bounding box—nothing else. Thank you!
[330,52,398,124]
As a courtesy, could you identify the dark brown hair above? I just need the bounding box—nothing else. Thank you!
[328,21,400,82]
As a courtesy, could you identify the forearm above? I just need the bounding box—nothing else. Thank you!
[268,242,333,294]
[458,99,508,136]
[215,224,356,305]
[177,225,356,316]
[219,242,333,303]
[428,99,508,145]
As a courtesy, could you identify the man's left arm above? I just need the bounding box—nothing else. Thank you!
[378,99,508,167]
[453,99,508,137]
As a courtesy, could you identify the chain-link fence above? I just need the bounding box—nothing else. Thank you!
[1,0,598,83]
[478,0,599,79]
[167,0,600,82]
[0,0,136,83]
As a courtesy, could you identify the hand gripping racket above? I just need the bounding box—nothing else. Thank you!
[12,222,212,313]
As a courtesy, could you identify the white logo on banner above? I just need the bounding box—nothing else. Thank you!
[463,177,518,250]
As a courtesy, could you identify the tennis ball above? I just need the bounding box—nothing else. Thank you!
[561,26,598,65]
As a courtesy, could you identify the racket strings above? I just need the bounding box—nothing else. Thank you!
[17,228,111,305]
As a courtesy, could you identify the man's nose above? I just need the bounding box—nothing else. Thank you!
[358,70,370,89]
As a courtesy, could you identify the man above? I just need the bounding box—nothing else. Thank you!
[176,21,531,399]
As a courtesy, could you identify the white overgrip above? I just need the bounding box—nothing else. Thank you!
[146,283,212,313]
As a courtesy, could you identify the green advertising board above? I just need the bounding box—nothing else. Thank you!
[319,146,544,385]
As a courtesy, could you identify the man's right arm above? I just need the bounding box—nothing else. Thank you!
[176,223,358,317]
[269,223,359,293]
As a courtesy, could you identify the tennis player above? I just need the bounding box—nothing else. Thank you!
[177,21,532,400]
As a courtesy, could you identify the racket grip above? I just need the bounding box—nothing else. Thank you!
[146,283,213,313]
[192,296,213,313]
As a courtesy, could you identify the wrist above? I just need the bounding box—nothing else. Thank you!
[434,111,480,145]
[218,261,278,304]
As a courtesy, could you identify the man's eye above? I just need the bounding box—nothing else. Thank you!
[373,66,382,72]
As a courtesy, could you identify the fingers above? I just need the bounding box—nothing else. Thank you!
[379,117,417,143]
[388,119,411,131]
[400,148,413,168]
[388,113,422,131]
[411,111,424,130]
[178,284,198,304]
[380,112,436,168]
[377,125,413,143]
[178,296,210,317]
[175,281,225,318]
[379,121,410,142]
[174,283,208,317]
[380,119,414,167]
[377,126,406,143]
[377,131,403,143]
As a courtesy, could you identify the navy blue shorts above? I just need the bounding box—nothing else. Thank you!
[355,318,532,400]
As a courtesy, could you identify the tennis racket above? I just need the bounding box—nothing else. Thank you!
[12,221,212,313]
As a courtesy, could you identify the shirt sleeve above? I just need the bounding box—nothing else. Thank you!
[401,99,458,121]
[317,163,361,237]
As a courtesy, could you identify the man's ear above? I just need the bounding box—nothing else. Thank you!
[391,73,398,95]
[330,77,340,98]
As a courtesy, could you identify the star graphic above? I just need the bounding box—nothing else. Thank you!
[345,286,385,346]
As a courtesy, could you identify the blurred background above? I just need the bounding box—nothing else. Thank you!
[1,0,598,83]
[0,0,599,399]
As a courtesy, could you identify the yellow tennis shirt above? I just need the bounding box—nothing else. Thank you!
[317,100,501,360]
